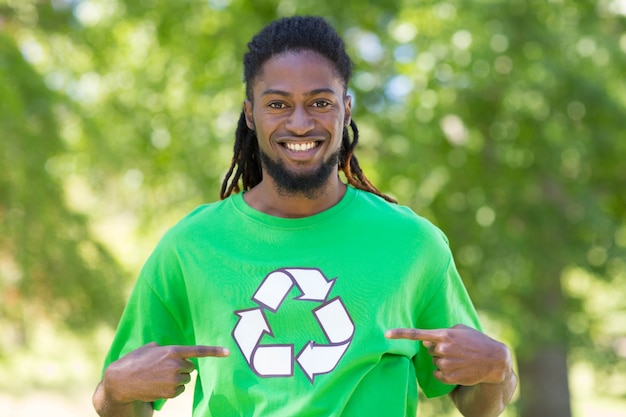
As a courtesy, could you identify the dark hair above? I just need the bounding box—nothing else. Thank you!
[220,16,396,203]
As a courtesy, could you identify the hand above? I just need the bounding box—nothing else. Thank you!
[385,324,511,386]
[103,342,229,404]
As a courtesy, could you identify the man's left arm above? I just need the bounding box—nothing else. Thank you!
[386,324,517,417]
[449,368,517,417]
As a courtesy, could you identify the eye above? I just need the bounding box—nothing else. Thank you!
[312,100,331,108]
[268,101,287,109]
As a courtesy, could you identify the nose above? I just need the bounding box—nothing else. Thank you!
[285,105,314,136]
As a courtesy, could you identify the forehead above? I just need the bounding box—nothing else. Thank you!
[251,50,345,96]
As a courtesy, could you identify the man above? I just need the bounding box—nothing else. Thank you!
[93,15,517,417]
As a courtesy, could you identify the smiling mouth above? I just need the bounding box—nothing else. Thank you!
[282,141,321,152]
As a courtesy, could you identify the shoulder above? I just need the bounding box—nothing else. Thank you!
[157,197,235,245]
[351,188,450,247]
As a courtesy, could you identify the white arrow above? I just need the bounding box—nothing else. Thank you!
[286,268,335,301]
[253,345,294,377]
[253,270,294,311]
[234,268,354,383]
[232,308,270,363]
[314,297,354,343]
[296,341,351,383]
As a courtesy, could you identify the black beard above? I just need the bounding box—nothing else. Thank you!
[259,148,340,199]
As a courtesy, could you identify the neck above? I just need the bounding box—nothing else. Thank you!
[243,176,347,218]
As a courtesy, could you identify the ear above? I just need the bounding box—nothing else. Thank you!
[243,100,255,130]
[344,95,352,127]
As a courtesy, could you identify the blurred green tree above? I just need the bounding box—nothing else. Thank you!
[1,1,625,416]
[0,31,125,347]
[351,2,626,417]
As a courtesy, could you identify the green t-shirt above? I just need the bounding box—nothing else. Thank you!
[103,186,481,416]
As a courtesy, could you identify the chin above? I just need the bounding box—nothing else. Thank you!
[261,150,340,197]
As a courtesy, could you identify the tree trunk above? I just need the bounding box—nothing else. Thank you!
[517,342,572,416]
[516,243,573,417]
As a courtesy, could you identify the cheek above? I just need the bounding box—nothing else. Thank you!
[250,118,269,138]
[321,112,345,132]
[333,117,347,138]
[254,114,282,132]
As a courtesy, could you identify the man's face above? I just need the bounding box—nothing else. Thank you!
[244,50,352,197]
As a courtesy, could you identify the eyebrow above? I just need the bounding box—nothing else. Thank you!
[261,88,339,97]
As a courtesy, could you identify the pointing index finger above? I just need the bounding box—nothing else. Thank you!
[173,345,230,359]
[385,328,446,342]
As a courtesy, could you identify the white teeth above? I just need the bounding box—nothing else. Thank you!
[285,142,317,152]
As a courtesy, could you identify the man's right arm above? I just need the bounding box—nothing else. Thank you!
[93,342,229,417]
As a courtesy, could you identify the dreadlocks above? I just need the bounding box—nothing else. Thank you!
[220,16,396,204]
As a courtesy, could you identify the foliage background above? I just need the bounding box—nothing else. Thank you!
[1,0,625,416]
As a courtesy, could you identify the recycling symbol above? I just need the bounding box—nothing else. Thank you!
[232,267,354,383]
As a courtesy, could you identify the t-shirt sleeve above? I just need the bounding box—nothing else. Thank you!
[413,254,483,399]
[101,236,191,410]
